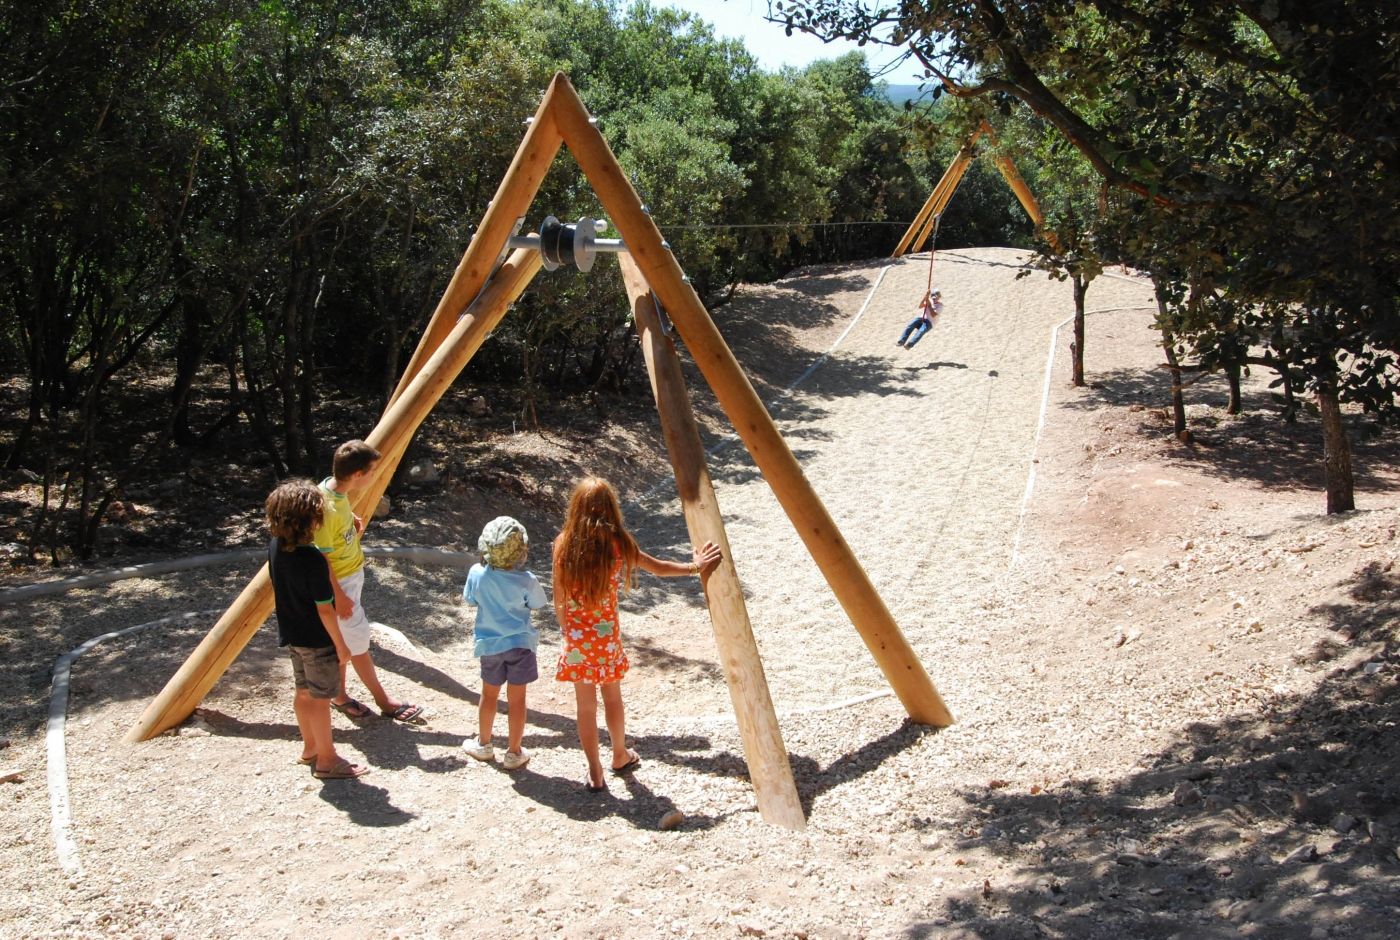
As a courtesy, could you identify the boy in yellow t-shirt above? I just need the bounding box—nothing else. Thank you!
[314,440,424,724]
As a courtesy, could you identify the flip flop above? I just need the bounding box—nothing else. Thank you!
[584,778,608,793]
[381,702,425,724]
[296,754,317,766]
[610,750,641,775]
[332,697,373,719]
[312,760,369,780]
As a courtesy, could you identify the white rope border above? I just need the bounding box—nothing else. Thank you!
[41,548,470,879]
[1009,301,1161,570]
[2,545,473,606]
[48,610,224,876]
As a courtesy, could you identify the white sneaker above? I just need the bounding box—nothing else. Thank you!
[501,748,531,771]
[463,740,494,762]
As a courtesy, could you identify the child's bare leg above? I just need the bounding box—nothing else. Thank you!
[292,688,319,761]
[294,690,340,770]
[477,681,502,746]
[600,681,633,769]
[347,651,402,712]
[573,682,604,787]
[505,683,527,754]
[333,659,352,706]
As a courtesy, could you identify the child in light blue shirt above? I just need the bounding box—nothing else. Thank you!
[461,516,547,770]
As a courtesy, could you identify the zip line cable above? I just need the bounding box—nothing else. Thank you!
[652,220,913,230]
[926,212,942,294]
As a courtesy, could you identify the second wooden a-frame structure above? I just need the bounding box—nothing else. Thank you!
[893,121,1053,257]
[125,73,953,830]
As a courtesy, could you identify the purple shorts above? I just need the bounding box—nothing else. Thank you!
[480,647,538,686]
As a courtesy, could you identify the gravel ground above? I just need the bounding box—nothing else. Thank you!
[2,248,1398,939]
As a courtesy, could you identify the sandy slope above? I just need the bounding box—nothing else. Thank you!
[3,249,1398,939]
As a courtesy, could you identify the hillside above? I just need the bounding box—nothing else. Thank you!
[2,249,1398,938]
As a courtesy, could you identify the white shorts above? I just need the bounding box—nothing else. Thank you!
[336,568,373,656]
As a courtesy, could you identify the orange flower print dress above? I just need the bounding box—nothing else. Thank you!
[555,560,629,683]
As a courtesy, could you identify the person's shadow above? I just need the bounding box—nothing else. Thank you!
[506,766,730,830]
[913,361,969,371]
[315,777,416,827]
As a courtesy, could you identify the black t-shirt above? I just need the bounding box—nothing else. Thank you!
[267,538,335,648]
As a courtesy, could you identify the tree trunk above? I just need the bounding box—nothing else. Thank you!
[1316,378,1355,514]
[279,259,309,474]
[1161,333,1188,437]
[1152,280,1188,438]
[238,306,287,476]
[296,269,322,468]
[1225,363,1242,415]
[1280,359,1297,423]
[171,288,206,446]
[1070,271,1086,387]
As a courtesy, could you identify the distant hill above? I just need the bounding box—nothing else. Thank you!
[881,83,931,106]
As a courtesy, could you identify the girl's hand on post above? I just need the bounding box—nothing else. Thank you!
[692,541,722,576]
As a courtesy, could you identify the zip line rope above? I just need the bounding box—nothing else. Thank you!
[653,220,912,230]
[926,213,942,295]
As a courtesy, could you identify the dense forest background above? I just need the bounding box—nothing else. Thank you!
[4,0,1398,561]
[0,0,1034,559]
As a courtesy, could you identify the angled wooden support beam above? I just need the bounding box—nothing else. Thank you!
[976,121,1059,252]
[388,81,564,407]
[125,249,542,742]
[893,176,946,258]
[896,147,971,257]
[990,153,1061,252]
[550,74,952,727]
[351,248,544,520]
[910,148,974,254]
[620,255,807,830]
[892,123,986,258]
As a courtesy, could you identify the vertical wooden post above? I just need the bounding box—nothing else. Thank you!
[550,75,952,728]
[620,255,806,830]
[125,250,543,742]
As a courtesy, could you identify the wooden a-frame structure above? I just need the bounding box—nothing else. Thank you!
[125,74,952,830]
[892,121,1055,257]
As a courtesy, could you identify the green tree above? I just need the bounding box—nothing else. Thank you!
[780,0,1400,512]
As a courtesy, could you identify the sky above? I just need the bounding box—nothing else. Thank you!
[651,0,927,85]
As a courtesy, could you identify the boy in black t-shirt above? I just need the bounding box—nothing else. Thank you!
[266,479,369,780]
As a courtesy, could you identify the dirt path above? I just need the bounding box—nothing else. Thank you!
[3,249,1398,939]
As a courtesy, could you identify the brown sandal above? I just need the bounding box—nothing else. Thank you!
[313,760,369,780]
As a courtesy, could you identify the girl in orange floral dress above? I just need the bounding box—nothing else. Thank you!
[553,477,721,792]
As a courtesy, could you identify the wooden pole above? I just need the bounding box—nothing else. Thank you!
[976,121,1059,252]
[990,153,1060,252]
[892,125,986,258]
[550,74,952,727]
[892,173,947,258]
[992,155,1044,229]
[352,248,543,519]
[908,150,965,253]
[910,149,974,253]
[387,80,564,407]
[125,250,543,742]
[620,255,807,830]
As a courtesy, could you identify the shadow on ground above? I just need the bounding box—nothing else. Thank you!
[904,565,1400,939]
[1063,366,1400,494]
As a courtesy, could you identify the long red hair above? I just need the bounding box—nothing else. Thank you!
[553,477,639,607]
